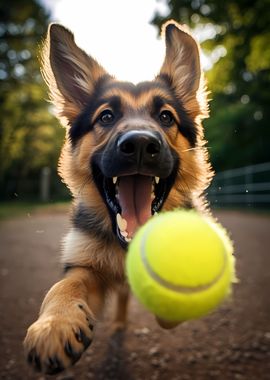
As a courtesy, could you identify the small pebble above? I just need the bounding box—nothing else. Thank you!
[149,346,160,356]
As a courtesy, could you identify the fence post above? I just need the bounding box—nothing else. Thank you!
[245,166,253,205]
[40,167,51,202]
[223,170,232,204]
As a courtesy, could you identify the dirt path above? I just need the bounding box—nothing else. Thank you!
[1,210,270,380]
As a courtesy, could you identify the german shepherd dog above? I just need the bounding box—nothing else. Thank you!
[24,20,212,374]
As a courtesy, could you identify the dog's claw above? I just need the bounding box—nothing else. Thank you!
[64,341,82,363]
[75,328,92,348]
[27,349,41,372]
[45,356,64,375]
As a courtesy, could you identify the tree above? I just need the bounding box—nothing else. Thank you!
[0,0,65,199]
[152,0,270,171]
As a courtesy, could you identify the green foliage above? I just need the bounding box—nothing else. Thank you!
[246,32,270,72]
[152,0,270,171]
[206,96,268,170]
[0,0,65,199]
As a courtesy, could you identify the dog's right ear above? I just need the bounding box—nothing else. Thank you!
[158,21,208,120]
[41,23,109,126]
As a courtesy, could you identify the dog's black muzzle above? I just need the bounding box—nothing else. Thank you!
[100,130,174,178]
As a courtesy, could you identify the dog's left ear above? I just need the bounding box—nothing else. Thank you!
[41,23,110,126]
[159,21,204,110]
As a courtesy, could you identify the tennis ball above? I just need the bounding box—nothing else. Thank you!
[126,210,235,322]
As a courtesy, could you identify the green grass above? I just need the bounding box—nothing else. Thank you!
[0,201,70,220]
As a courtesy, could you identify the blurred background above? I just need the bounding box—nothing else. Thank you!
[1,2,270,380]
[1,0,270,211]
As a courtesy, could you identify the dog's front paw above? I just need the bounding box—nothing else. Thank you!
[24,303,94,374]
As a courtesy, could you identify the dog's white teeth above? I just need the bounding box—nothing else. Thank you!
[120,230,128,238]
[154,212,158,216]
[116,213,127,232]
[113,177,118,184]
[116,214,131,241]
[155,177,160,184]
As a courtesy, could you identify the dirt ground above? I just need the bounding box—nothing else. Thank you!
[0,209,270,380]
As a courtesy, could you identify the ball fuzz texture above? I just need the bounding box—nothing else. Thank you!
[126,210,235,322]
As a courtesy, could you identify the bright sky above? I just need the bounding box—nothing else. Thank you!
[41,0,215,83]
[41,0,171,83]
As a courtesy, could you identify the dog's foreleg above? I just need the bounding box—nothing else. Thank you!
[113,284,130,330]
[24,267,105,374]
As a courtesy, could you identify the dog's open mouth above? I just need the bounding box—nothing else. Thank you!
[103,174,169,246]
[91,130,178,248]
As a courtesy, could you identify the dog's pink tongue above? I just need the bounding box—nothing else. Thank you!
[118,175,152,238]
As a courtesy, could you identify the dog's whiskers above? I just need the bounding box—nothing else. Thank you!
[181,146,211,153]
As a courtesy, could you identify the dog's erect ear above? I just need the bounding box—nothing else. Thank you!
[159,21,207,118]
[41,23,109,126]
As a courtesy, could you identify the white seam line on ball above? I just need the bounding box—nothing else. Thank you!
[140,221,228,294]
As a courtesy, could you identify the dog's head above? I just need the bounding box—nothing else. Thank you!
[41,21,212,248]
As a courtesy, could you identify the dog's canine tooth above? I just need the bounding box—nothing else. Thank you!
[113,177,118,184]
[116,213,127,232]
[125,237,132,243]
[155,177,160,184]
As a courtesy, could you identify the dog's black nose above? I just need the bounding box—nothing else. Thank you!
[100,129,174,178]
[117,130,161,162]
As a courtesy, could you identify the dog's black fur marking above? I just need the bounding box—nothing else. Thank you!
[63,264,87,274]
[171,99,197,147]
[72,203,115,244]
[157,74,198,146]
[69,75,111,144]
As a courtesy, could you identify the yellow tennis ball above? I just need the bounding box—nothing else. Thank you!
[126,210,235,322]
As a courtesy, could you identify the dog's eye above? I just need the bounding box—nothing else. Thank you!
[99,110,115,125]
[159,110,174,126]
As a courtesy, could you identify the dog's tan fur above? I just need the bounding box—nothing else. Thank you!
[24,20,212,374]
